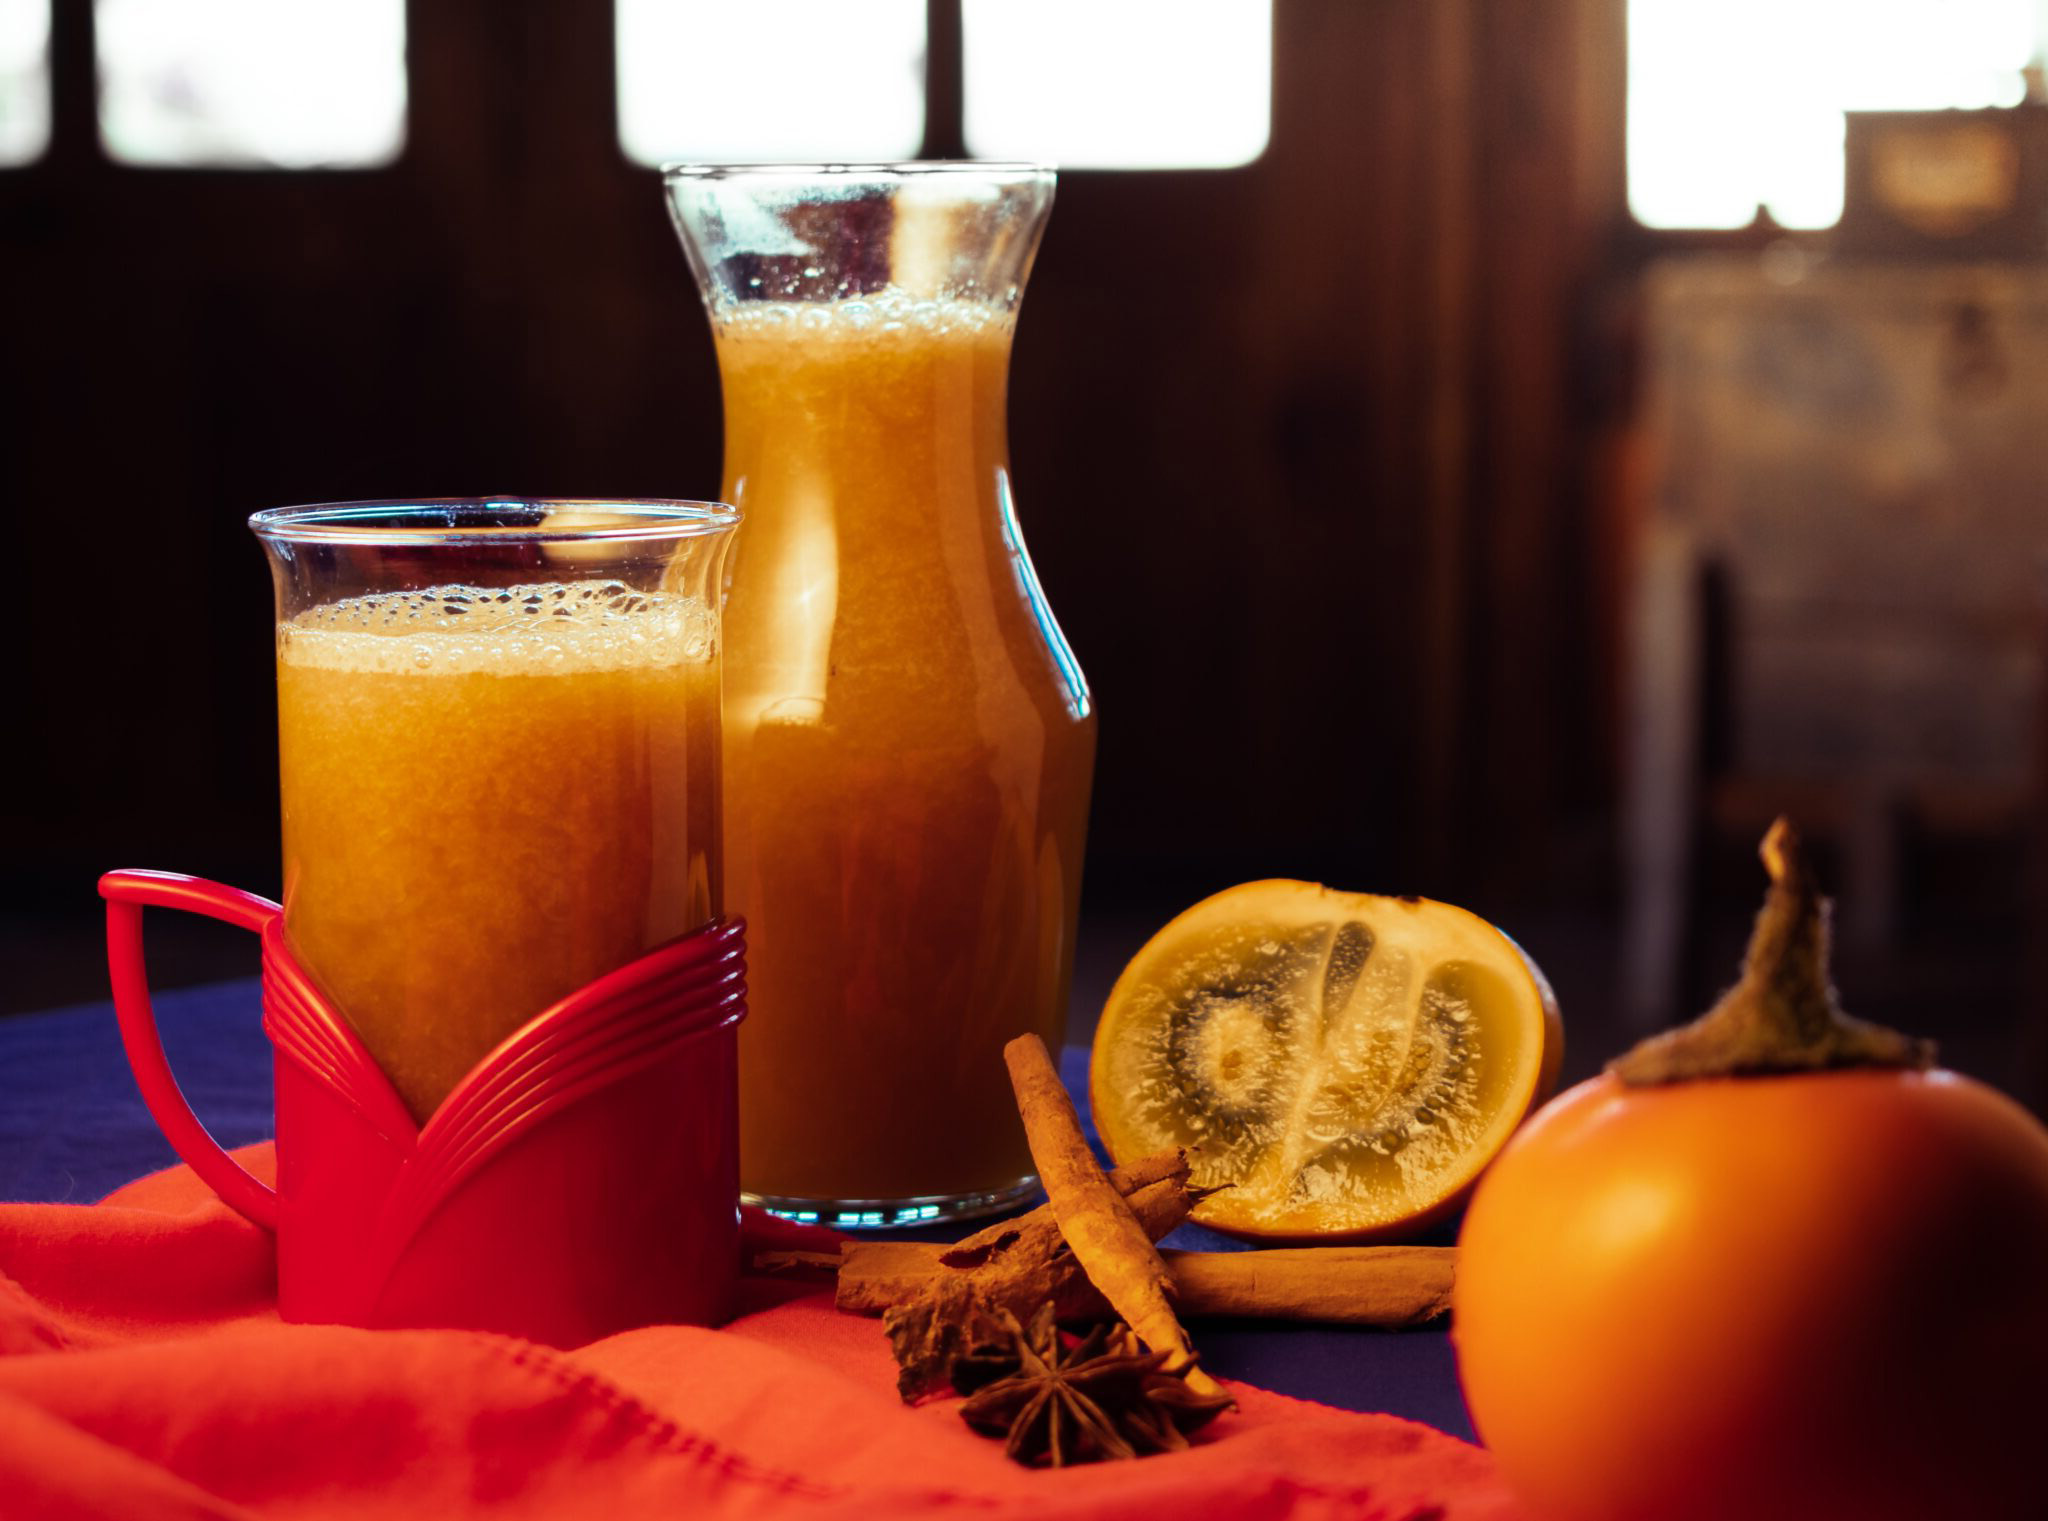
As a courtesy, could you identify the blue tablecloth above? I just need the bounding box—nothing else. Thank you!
[0,978,1477,1440]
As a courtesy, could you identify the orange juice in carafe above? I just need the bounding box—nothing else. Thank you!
[277,580,723,1122]
[670,165,1094,1217]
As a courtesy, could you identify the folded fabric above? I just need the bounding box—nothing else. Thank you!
[0,1147,1526,1519]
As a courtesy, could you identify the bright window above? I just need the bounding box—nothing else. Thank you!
[95,0,406,168]
[962,0,1271,169]
[617,0,925,166]
[1628,0,2042,229]
[0,0,49,166]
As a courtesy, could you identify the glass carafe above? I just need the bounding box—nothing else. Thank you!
[665,163,1095,1223]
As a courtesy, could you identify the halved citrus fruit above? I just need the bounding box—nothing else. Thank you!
[1089,880,1562,1242]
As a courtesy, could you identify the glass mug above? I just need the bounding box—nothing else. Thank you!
[256,498,737,1121]
[101,498,746,1344]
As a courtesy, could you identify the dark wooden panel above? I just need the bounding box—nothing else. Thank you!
[3,0,1622,926]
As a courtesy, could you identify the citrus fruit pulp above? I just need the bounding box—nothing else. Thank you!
[1089,880,1561,1242]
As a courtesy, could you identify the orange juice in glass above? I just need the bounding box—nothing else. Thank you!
[667,165,1096,1221]
[252,498,739,1123]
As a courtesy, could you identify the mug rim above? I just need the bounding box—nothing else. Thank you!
[249,497,741,547]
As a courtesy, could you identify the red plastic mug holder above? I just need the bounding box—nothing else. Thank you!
[100,869,746,1347]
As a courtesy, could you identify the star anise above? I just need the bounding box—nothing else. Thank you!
[955,1303,1235,1467]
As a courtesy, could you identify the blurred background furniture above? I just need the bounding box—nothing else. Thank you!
[1625,255,2048,1033]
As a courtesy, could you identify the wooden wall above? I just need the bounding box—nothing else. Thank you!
[1,1,1626,932]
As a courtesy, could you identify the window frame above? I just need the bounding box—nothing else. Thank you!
[11,0,410,175]
[1619,0,2048,245]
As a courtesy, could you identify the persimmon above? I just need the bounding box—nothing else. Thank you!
[1453,822,2048,1521]
[1090,880,1561,1241]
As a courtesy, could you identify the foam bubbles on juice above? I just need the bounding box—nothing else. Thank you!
[280,581,715,676]
[713,290,1013,343]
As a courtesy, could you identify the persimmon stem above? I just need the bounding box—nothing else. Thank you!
[1610,818,1935,1087]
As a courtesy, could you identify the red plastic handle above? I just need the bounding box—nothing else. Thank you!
[99,870,282,1230]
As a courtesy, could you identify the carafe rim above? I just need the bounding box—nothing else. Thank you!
[660,161,1051,183]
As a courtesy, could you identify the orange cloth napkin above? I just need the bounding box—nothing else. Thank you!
[0,1146,1527,1519]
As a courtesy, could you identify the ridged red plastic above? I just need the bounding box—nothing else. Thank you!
[99,869,746,1346]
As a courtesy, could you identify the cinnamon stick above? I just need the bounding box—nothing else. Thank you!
[1162,1245,1454,1326]
[838,1160,1196,1321]
[941,1149,1191,1269]
[841,1242,1456,1328]
[1003,1034,1224,1398]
